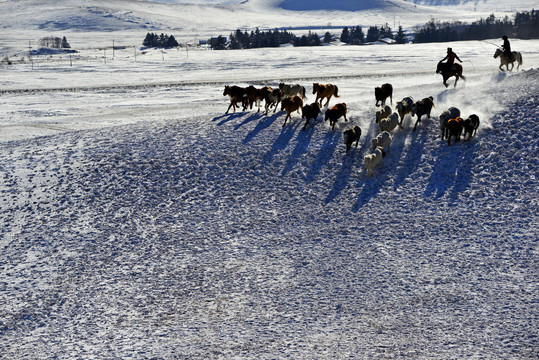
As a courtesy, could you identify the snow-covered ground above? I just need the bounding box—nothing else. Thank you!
[1,0,539,359]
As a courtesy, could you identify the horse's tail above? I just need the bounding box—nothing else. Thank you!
[334,85,340,98]
[302,86,307,100]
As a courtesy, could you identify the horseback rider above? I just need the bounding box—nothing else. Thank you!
[441,47,462,72]
[501,35,515,62]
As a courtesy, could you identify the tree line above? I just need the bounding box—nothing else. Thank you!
[414,10,538,43]
[209,24,406,50]
[218,28,322,50]
[142,32,179,48]
[39,36,71,49]
[141,9,537,50]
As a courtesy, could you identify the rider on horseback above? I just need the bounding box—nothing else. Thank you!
[441,48,462,73]
[501,35,515,62]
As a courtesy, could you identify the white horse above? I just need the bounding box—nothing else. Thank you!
[494,48,523,71]
[279,82,306,100]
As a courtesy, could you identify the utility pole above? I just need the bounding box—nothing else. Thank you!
[28,40,33,70]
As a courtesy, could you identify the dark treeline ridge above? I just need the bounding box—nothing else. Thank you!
[226,28,321,49]
[211,23,406,50]
[415,10,538,43]
[142,32,179,48]
[207,9,537,50]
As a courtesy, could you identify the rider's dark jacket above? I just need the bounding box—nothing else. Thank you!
[442,52,462,64]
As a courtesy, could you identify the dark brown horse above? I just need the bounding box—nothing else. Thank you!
[223,85,247,114]
[436,61,466,87]
[374,83,393,107]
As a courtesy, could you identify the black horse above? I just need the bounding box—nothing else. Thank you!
[436,61,466,87]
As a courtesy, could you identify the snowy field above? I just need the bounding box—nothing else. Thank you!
[1,38,538,359]
[1,0,539,359]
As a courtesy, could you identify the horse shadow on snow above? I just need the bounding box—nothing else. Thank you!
[392,119,429,189]
[243,113,280,144]
[281,124,317,176]
[263,119,303,164]
[424,140,477,200]
[324,121,380,205]
[305,128,342,183]
[213,112,245,126]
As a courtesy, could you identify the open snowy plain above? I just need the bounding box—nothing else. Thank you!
[1,0,538,359]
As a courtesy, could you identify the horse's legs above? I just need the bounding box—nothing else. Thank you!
[226,102,235,114]
[302,118,309,131]
[324,96,331,108]
[413,118,419,131]
[283,113,290,126]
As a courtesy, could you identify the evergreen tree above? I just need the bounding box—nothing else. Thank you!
[159,33,168,47]
[350,26,364,44]
[395,26,407,44]
[340,27,350,43]
[143,33,158,47]
[61,36,71,49]
[323,31,334,44]
[166,35,179,48]
[210,35,227,50]
[366,26,380,42]
[380,24,393,39]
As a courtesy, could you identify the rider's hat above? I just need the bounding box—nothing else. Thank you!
[447,47,452,52]
[502,35,508,40]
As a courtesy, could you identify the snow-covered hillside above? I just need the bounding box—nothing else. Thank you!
[1,0,538,54]
[1,34,539,358]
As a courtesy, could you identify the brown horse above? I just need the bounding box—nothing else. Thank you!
[281,95,303,127]
[324,103,347,130]
[312,83,340,107]
[436,61,466,88]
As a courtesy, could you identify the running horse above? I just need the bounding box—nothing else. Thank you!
[436,61,466,88]
[312,83,340,107]
[494,48,523,71]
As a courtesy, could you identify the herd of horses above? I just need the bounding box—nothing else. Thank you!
[223,82,346,130]
[221,48,519,171]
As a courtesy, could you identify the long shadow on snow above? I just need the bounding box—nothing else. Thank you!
[263,119,301,164]
[282,123,316,176]
[424,139,476,200]
[392,122,429,189]
[324,120,379,204]
[213,112,245,126]
[233,112,265,131]
[323,145,362,204]
[305,129,342,183]
[243,113,280,144]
